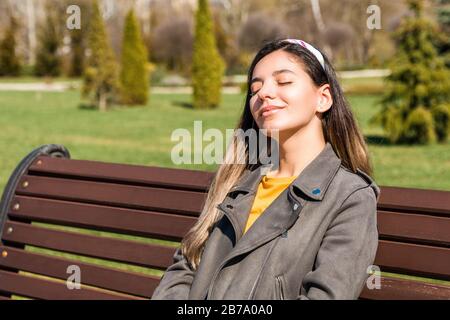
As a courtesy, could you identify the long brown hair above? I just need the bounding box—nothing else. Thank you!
[181,39,373,270]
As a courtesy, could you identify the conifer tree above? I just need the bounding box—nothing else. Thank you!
[68,0,89,77]
[435,0,450,68]
[35,1,62,77]
[69,28,85,77]
[0,15,21,76]
[119,9,149,105]
[192,0,225,109]
[371,0,450,144]
[82,0,119,111]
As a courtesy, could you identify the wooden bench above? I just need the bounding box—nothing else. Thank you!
[0,144,449,300]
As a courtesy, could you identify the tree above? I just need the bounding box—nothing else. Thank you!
[69,28,85,77]
[238,12,287,52]
[26,0,37,66]
[371,0,450,144]
[0,15,21,76]
[151,17,193,75]
[119,9,149,105]
[34,1,62,77]
[82,0,119,111]
[434,0,450,68]
[67,0,89,77]
[192,0,225,109]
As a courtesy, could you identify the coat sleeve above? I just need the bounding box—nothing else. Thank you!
[151,246,196,300]
[298,186,379,300]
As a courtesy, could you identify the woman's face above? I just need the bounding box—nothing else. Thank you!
[249,49,330,136]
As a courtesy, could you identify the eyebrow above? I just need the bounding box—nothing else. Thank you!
[251,69,296,84]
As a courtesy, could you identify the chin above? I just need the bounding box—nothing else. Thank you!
[258,118,287,130]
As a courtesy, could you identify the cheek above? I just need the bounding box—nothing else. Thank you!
[282,86,317,115]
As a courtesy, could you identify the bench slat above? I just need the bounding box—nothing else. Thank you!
[12,196,449,247]
[29,156,213,192]
[0,270,143,300]
[2,221,176,269]
[4,222,448,282]
[360,276,450,300]
[378,210,450,246]
[376,240,450,280]
[28,156,450,216]
[0,245,159,298]
[9,195,196,241]
[16,175,206,216]
[378,186,450,216]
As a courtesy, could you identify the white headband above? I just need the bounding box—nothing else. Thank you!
[283,39,325,70]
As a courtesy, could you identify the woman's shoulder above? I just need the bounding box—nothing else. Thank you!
[333,165,381,202]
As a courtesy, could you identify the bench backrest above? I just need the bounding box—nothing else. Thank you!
[0,145,449,300]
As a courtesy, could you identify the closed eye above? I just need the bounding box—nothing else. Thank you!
[250,82,292,96]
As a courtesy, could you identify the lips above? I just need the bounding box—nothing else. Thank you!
[259,105,285,117]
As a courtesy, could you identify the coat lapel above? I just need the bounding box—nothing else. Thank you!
[216,142,342,261]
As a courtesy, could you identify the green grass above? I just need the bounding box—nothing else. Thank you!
[347,94,450,190]
[0,90,448,192]
[0,89,449,297]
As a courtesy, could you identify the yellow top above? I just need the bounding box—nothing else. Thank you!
[243,174,297,234]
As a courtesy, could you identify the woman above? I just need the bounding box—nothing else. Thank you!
[152,39,380,300]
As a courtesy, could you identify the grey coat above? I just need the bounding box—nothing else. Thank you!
[151,142,380,300]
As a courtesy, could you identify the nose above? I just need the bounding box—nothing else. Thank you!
[256,80,277,100]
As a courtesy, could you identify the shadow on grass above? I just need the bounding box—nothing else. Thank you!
[78,103,148,111]
[172,101,224,110]
[173,101,194,109]
[78,103,97,111]
[365,135,391,146]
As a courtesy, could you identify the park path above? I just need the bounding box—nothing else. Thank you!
[0,69,389,93]
[0,82,241,94]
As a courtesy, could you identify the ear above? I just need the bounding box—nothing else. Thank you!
[315,84,333,113]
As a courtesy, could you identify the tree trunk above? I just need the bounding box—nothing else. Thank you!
[26,0,36,66]
[310,0,325,32]
[309,0,333,60]
[99,92,107,112]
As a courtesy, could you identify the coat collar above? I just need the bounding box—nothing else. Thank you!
[216,142,342,251]
[229,142,342,201]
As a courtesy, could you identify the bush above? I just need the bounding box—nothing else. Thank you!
[119,10,149,105]
[82,0,119,111]
[34,1,62,77]
[0,16,21,76]
[192,0,225,109]
[238,12,287,52]
[432,104,450,142]
[151,18,193,76]
[383,106,405,144]
[240,82,248,95]
[404,106,436,144]
[371,0,450,144]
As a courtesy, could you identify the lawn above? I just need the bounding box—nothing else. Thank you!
[0,90,449,192]
[0,89,449,297]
